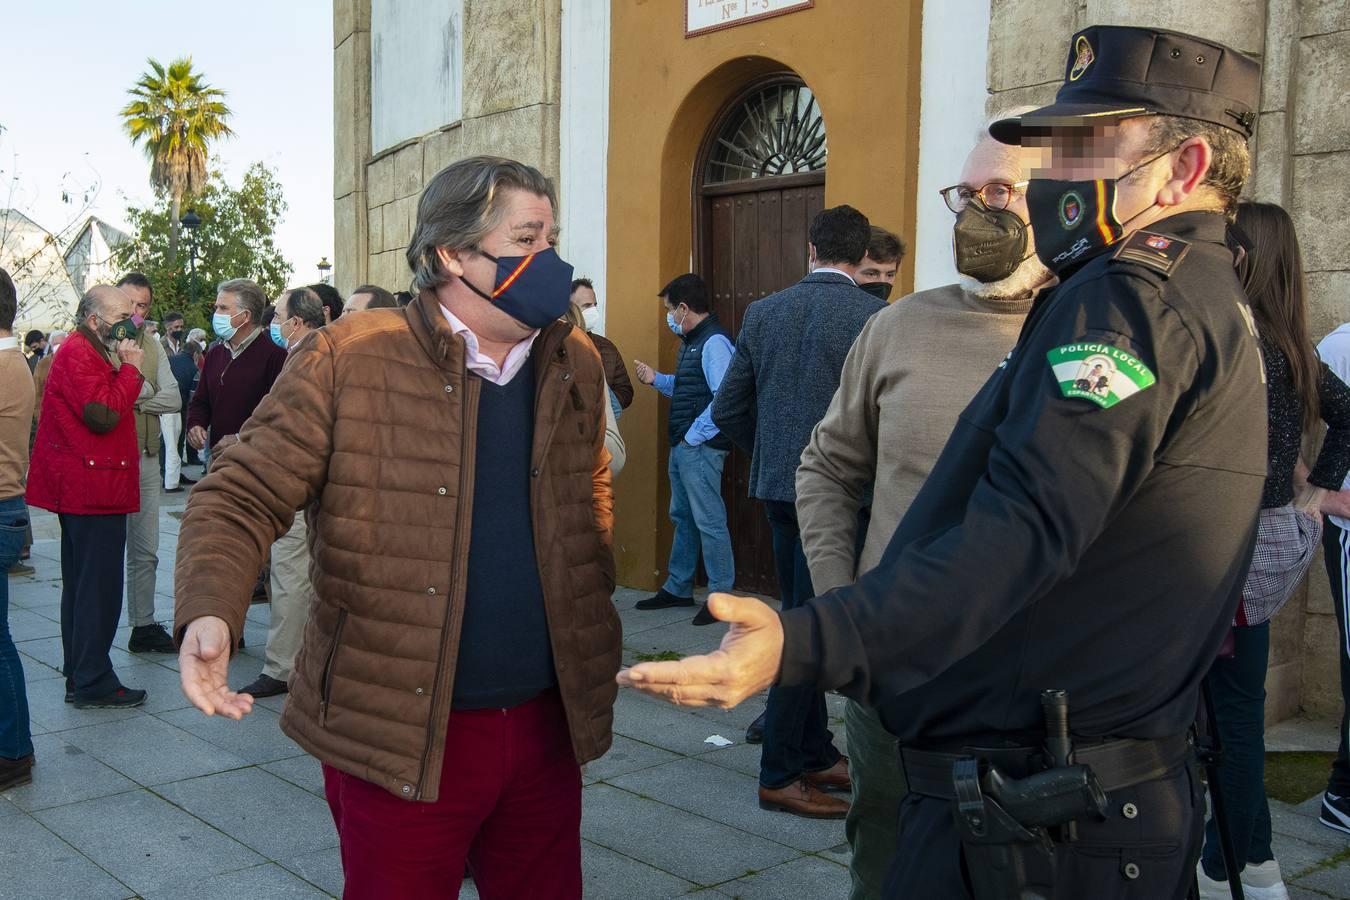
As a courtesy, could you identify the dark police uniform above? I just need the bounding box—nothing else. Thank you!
[776,26,1265,899]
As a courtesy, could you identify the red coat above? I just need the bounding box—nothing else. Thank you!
[27,329,144,515]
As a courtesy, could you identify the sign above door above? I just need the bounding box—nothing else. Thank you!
[685,0,814,39]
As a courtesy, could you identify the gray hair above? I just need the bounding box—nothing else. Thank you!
[75,285,119,323]
[1140,115,1250,219]
[406,155,557,292]
[217,278,267,325]
[280,287,326,329]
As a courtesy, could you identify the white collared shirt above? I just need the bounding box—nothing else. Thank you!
[813,266,857,284]
[439,306,538,386]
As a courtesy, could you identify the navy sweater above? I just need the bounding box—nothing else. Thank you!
[451,357,557,709]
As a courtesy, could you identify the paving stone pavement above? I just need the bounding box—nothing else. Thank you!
[3,489,1350,898]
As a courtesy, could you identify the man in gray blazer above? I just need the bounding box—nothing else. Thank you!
[712,205,885,819]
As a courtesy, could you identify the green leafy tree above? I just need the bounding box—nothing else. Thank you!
[114,162,292,330]
[120,57,233,264]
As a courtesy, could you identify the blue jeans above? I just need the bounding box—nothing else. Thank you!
[1201,622,1273,879]
[759,499,841,789]
[0,495,32,760]
[662,442,734,596]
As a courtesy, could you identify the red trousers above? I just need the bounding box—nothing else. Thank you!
[323,689,582,899]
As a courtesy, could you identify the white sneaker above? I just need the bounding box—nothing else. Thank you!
[1196,862,1230,900]
[1239,860,1290,900]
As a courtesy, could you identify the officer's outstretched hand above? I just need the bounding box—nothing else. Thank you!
[617,593,782,708]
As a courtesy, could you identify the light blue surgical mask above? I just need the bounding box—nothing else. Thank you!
[666,307,687,337]
[269,322,287,348]
[212,310,241,341]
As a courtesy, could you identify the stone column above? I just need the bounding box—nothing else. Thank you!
[334,0,372,297]
[459,0,562,183]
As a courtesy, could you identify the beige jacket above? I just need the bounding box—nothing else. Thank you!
[796,284,1033,593]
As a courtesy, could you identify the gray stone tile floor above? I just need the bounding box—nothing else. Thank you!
[3,489,1350,898]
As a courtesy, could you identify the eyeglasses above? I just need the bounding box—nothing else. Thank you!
[938,181,1030,213]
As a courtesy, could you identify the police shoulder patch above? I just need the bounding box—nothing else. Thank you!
[1046,341,1156,409]
[1110,230,1191,278]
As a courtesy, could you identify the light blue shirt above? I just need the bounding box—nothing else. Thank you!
[652,331,736,446]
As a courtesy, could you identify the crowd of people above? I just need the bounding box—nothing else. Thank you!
[0,20,1346,900]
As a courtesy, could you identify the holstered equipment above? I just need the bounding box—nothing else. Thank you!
[900,690,1192,900]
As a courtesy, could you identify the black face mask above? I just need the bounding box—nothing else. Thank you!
[857,280,893,301]
[952,200,1029,283]
[1024,145,1177,274]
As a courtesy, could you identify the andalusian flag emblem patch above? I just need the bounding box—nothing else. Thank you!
[1047,342,1156,409]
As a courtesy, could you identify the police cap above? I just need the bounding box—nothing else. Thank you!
[991,25,1261,145]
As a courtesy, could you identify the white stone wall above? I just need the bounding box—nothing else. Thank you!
[559,0,610,331]
[370,0,464,155]
[914,0,993,292]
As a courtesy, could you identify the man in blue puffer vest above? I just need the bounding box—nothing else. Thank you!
[633,273,736,626]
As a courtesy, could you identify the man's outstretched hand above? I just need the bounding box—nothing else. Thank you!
[180,615,255,720]
[617,593,784,708]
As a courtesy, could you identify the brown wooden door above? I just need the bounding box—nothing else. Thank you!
[701,177,825,596]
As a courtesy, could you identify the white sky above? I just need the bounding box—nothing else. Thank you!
[3,0,334,283]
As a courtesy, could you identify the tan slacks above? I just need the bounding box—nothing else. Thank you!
[262,515,314,682]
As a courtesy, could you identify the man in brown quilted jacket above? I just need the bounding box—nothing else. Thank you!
[173,156,620,900]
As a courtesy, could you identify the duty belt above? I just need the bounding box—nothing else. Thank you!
[900,732,1192,800]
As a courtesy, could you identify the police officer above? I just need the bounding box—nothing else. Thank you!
[619,24,1265,900]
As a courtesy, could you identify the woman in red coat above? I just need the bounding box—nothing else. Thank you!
[27,285,149,708]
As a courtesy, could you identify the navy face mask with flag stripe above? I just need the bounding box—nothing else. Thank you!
[460,246,575,329]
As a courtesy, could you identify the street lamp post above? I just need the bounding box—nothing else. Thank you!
[180,209,202,309]
[316,257,332,284]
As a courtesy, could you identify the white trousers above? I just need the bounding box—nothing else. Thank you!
[161,413,182,489]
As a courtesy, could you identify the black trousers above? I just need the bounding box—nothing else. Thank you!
[1323,517,1350,796]
[59,513,128,699]
[885,762,1204,899]
[758,500,840,789]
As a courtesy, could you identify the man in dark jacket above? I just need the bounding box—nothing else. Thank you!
[623,25,1268,899]
[711,205,885,819]
[633,274,736,624]
[185,279,287,457]
[174,157,617,899]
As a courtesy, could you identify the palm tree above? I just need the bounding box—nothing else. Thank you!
[120,57,233,264]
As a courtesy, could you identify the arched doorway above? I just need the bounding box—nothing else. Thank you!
[695,75,827,596]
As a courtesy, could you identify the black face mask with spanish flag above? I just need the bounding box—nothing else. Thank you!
[1025,145,1177,275]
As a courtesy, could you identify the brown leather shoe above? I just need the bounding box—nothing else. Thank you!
[804,756,851,792]
[758,779,850,819]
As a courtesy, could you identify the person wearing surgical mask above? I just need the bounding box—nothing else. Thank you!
[633,273,737,625]
[233,286,325,702]
[268,286,325,352]
[184,278,287,459]
[794,112,1050,900]
[570,277,633,414]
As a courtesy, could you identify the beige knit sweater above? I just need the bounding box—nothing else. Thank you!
[796,283,1033,594]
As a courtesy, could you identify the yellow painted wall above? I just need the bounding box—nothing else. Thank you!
[606,2,924,589]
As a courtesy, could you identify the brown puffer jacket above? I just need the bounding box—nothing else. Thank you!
[173,293,619,802]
